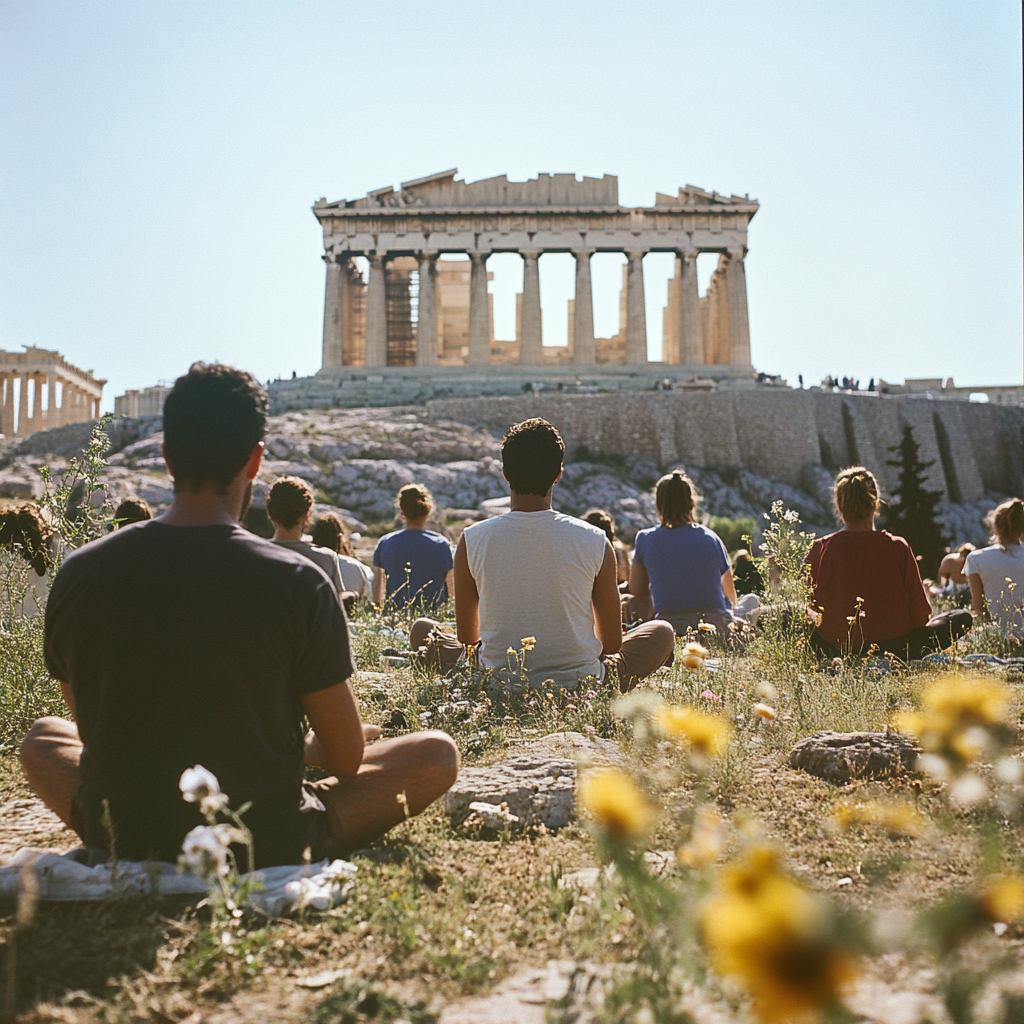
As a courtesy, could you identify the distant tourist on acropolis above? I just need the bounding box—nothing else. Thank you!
[806,466,971,660]
[21,362,458,867]
[372,484,453,610]
[113,497,152,528]
[266,476,348,603]
[411,419,674,690]
[965,498,1024,637]
[0,500,52,614]
[311,512,373,605]
[629,471,758,637]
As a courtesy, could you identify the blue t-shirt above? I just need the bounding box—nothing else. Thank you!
[633,523,730,615]
[372,528,454,609]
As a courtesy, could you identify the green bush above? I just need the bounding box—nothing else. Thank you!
[705,515,757,553]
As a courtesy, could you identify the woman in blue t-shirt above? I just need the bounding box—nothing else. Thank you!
[372,484,454,609]
[630,471,757,638]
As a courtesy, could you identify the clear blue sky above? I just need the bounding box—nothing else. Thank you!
[2,1,1021,411]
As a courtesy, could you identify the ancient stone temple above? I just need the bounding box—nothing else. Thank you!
[0,347,105,438]
[314,170,757,373]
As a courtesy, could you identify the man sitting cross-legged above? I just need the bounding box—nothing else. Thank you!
[20,363,458,868]
[411,418,675,691]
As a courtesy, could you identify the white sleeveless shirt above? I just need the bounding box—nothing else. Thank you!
[463,509,607,685]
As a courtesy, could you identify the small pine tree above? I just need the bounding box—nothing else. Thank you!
[882,424,948,578]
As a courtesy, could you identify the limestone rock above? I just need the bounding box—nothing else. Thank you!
[443,731,620,830]
[788,731,920,785]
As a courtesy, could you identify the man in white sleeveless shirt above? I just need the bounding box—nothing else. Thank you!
[410,419,674,690]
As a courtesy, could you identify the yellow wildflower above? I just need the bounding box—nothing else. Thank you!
[698,621,717,634]
[578,768,656,840]
[894,674,1013,773]
[752,703,777,722]
[832,799,927,838]
[680,652,705,672]
[678,806,726,868]
[981,875,1024,923]
[519,636,537,650]
[701,847,857,1023]
[682,641,710,658]
[656,705,733,757]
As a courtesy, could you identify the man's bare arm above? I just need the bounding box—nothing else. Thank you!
[592,541,622,656]
[628,559,654,621]
[453,535,480,646]
[301,681,365,778]
[372,567,385,605]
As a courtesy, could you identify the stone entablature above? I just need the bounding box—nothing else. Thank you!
[0,346,105,439]
[314,170,757,372]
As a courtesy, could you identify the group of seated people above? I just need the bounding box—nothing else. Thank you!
[6,359,1023,876]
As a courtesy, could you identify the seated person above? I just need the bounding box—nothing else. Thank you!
[731,549,765,597]
[113,497,152,528]
[410,418,674,691]
[935,543,975,607]
[266,477,352,605]
[372,484,454,610]
[965,498,1024,637]
[0,500,52,613]
[311,513,373,603]
[20,363,458,867]
[806,466,971,660]
[630,471,758,637]
[582,509,631,585]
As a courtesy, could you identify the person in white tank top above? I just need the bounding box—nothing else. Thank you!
[408,418,674,690]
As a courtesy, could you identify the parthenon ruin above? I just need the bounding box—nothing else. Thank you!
[314,170,757,374]
[0,346,105,438]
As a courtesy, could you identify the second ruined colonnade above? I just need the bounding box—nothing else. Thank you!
[314,171,757,371]
[0,347,105,439]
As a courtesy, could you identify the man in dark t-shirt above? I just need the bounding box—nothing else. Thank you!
[20,363,459,867]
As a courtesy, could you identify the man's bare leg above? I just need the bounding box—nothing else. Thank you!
[19,717,83,828]
[317,730,459,855]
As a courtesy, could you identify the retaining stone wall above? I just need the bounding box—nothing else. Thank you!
[424,390,1024,504]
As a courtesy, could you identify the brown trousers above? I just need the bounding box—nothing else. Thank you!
[409,617,675,692]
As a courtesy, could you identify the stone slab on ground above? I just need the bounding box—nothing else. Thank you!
[0,797,74,862]
[788,731,920,785]
[443,731,620,830]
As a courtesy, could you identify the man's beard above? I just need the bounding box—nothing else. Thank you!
[238,481,253,523]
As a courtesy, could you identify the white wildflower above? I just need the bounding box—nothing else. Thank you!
[179,765,229,815]
[181,823,244,879]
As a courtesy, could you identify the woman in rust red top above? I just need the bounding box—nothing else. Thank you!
[807,467,971,660]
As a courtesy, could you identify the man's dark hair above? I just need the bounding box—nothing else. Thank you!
[162,363,268,493]
[501,418,565,496]
[114,497,152,527]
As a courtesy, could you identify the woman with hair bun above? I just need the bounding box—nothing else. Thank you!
[582,509,631,584]
[630,470,757,636]
[372,483,454,609]
[807,466,972,659]
[965,497,1024,637]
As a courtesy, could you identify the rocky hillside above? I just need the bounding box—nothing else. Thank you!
[0,406,1004,548]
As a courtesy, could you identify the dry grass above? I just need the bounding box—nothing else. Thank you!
[1,596,1023,1021]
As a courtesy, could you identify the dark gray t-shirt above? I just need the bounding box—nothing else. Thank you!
[44,520,353,867]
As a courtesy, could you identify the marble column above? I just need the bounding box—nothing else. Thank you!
[726,250,751,366]
[0,374,13,437]
[679,252,704,365]
[572,250,595,364]
[364,254,388,368]
[467,252,491,365]
[519,251,543,365]
[43,373,56,429]
[624,251,648,364]
[416,253,438,367]
[321,256,345,370]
